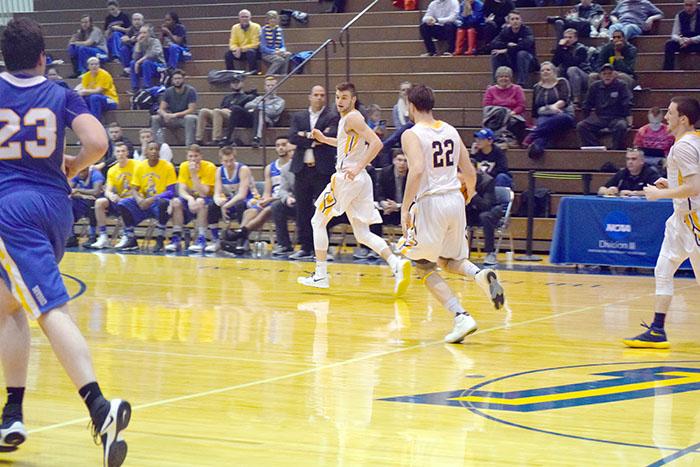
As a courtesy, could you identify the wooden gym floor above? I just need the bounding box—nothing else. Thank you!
[1,251,699,466]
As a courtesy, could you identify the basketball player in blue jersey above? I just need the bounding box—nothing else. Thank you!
[0,19,131,465]
[398,85,506,343]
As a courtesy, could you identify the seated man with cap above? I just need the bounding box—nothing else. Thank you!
[470,128,513,188]
[196,73,257,147]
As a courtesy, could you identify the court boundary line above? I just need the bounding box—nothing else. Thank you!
[646,441,700,466]
[26,284,681,437]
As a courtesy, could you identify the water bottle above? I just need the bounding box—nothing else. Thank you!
[254,241,264,258]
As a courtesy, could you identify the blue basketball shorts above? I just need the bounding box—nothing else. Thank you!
[0,190,73,317]
[118,197,164,225]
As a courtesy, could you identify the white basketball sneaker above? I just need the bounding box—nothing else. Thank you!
[91,234,111,249]
[297,273,330,289]
[444,313,478,343]
[393,258,411,296]
[475,268,505,310]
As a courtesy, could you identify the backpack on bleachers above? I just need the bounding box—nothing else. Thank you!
[207,69,246,85]
[131,85,165,114]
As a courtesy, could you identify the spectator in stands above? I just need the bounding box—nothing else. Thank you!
[161,11,191,70]
[167,145,217,253]
[271,139,298,256]
[77,57,118,121]
[107,122,135,157]
[104,0,131,62]
[609,0,663,40]
[115,141,176,251]
[466,171,502,265]
[66,167,105,248]
[226,136,293,254]
[229,75,285,148]
[490,11,538,87]
[288,85,339,260]
[130,25,165,92]
[365,104,386,140]
[393,81,412,128]
[663,0,700,70]
[547,0,605,39]
[471,128,512,187]
[226,9,261,74]
[133,128,173,162]
[323,0,347,13]
[260,10,291,75]
[591,30,637,91]
[46,66,69,88]
[197,74,255,146]
[375,151,408,231]
[67,15,108,78]
[90,143,137,249]
[633,107,676,165]
[526,61,575,159]
[482,66,527,145]
[208,146,254,251]
[454,0,485,55]
[419,0,460,56]
[151,69,198,146]
[577,63,632,150]
[480,0,515,53]
[597,149,660,196]
[551,28,592,105]
[118,13,144,75]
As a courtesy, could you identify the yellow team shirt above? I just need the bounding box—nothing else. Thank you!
[81,68,119,104]
[178,160,216,197]
[132,159,177,197]
[106,159,136,198]
[229,22,261,50]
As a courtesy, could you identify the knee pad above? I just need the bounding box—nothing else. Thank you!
[415,259,437,282]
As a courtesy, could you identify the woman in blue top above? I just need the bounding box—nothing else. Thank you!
[454,0,485,55]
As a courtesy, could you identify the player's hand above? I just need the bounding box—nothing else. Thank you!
[63,155,81,178]
[342,166,362,181]
[619,190,633,197]
[655,177,669,189]
[221,206,230,222]
[286,196,296,207]
[310,128,325,143]
[401,209,410,238]
[643,184,661,201]
[187,199,198,212]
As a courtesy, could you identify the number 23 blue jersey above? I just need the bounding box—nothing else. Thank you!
[0,71,91,197]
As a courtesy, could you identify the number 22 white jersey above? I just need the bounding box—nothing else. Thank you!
[403,120,462,200]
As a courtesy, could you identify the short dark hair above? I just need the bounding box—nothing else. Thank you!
[171,68,185,78]
[1,18,45,72]
[275,135,289,143]
[108,122,121,129]
[671,97,700,126]
[81,14,92,22]
[336,82,357,97]
[219,146,236,157]
[114,142,128,150]
[166,11,180,23]
[406,84,435,112]
[509,10,521,17]
[107,0,120,7]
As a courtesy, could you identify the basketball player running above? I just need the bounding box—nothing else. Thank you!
[0,19,131,465]
[297,82,411,294]
[624,97,700,349]
[398,85,505,344]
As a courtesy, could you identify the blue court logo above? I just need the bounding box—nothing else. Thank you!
[604,211,632,240]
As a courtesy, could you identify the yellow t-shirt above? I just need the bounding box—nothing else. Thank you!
[132,159,177,197]
[106,159,136,198]
[81,68,119,104]
[229,22,261,50]
[178,160,216,197]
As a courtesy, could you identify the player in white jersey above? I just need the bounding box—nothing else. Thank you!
[624,97,700,349]
[297,82,411,294]
[398,84,506,344]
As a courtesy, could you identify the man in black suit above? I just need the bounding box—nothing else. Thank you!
[288,85,339,259]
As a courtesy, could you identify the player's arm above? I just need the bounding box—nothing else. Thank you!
[645,144,700,201]
[105,181,119,202]
[178,182,194,203]
[311,128,337,147]
[78,178,104,199]
[261,165,274,205]
[66,114,109,178]
[189,167,211,197]
[457,139,477,203]
[213,168,226,206]
[347,112,383,170]
[400,130,424,233]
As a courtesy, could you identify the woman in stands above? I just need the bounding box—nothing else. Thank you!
[525,61,575,158]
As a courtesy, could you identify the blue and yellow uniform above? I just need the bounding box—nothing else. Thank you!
[104,159,136,215]
[0,72,91,317]
[177,160,216,223]
[118,159,177,225]
[220,162,255,218]
[268,159,284,199]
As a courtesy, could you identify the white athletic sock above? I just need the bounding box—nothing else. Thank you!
[387,254,399,270]
[445,296,466,316]
[315,261,328,278]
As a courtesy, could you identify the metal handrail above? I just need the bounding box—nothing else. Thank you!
[259,0,381,163]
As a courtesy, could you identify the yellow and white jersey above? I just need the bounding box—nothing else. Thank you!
[336,109,367,172]
[668,130,700,215]
[404,120,462,201]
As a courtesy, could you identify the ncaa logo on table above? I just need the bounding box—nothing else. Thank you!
[604,211,631,240]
